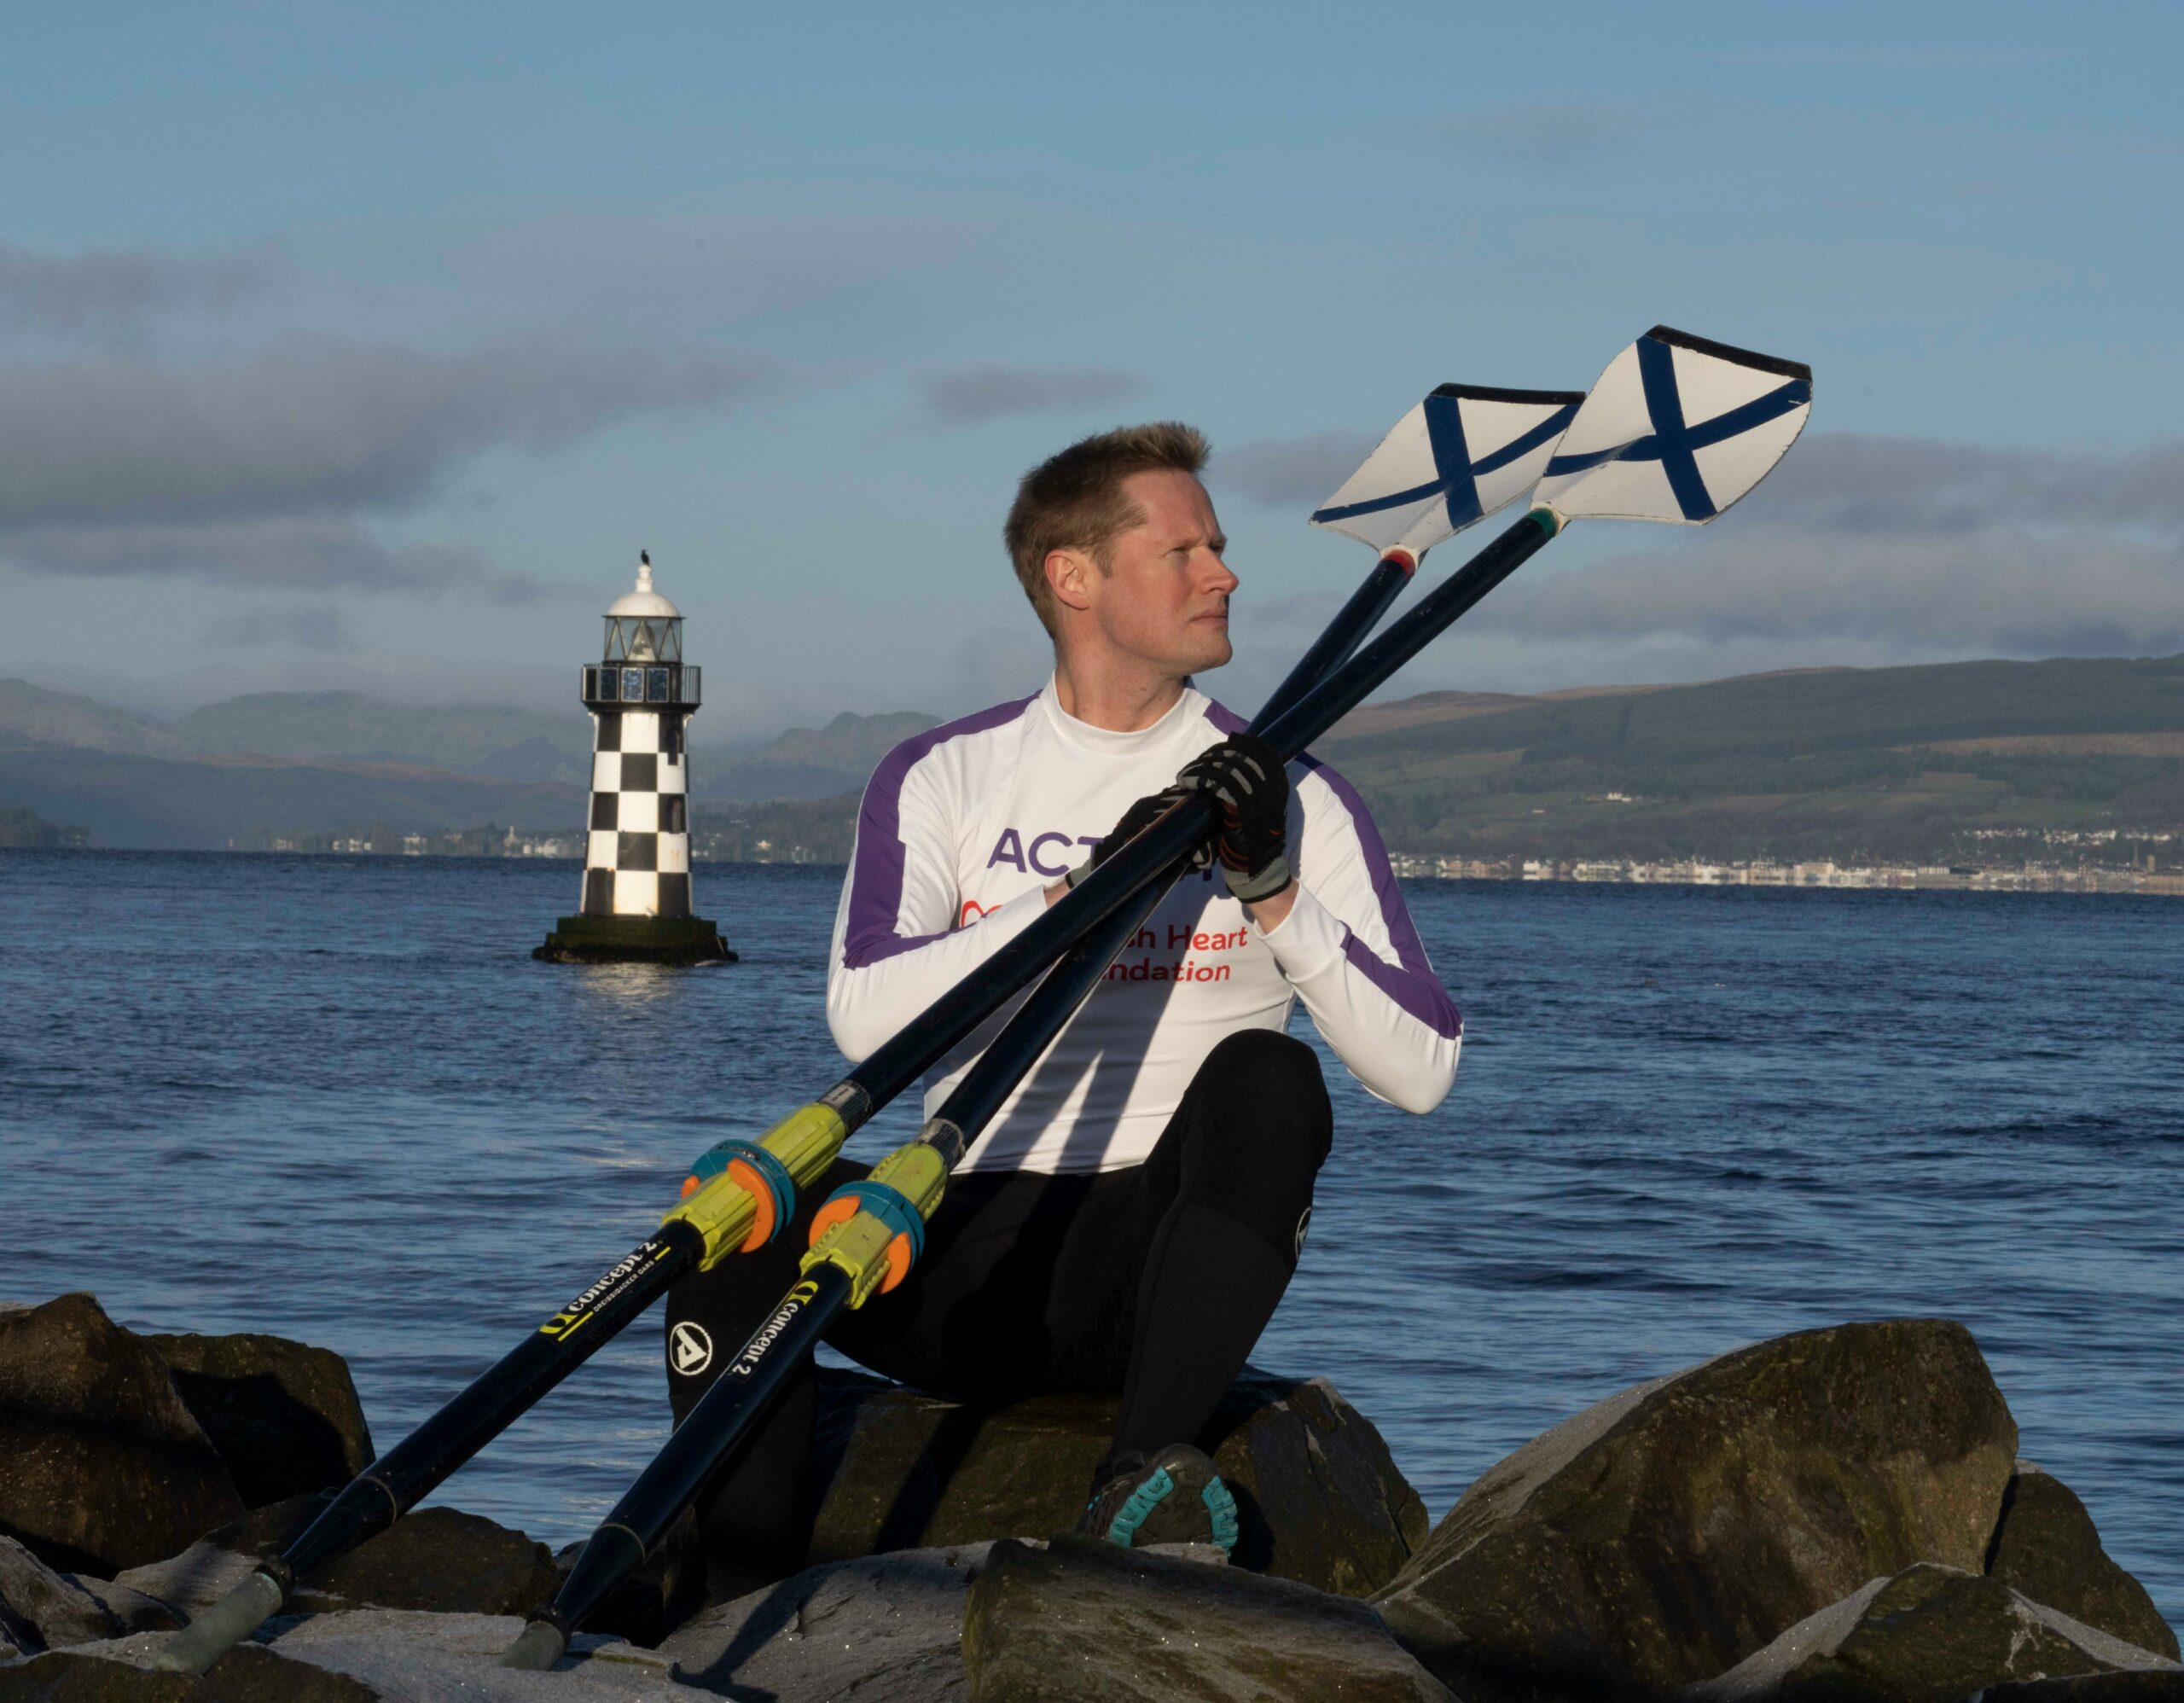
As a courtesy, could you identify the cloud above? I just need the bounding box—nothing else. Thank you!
[2,515,561,601]
[1465,432,2184,660]
[1435,102,1646,169]
[1490,532,2184,658]
[916,365,1141,427]
[0,337,774,594]
[1211,433,1374,511]
[1752,433,2184,536]
[204,602,357,654]
[0,241,272,340]
[0,338,771,530]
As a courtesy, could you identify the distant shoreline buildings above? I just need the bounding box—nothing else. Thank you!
[1386,853,2184,897]
[180,828,2184,898]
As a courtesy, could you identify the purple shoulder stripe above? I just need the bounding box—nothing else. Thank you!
[1296,753,1463,1041]
[841,695,1037,971]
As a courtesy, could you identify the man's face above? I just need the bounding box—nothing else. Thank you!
[1075,469,1238,677]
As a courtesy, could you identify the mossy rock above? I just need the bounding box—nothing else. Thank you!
[1374,1319,2020,1701]
[806,1366,1428,1599]
[1695,1564,2182,1701]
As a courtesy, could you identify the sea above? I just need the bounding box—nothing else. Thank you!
[2,851,2177,1635]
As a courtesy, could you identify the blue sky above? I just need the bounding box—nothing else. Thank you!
[3,2,2179,737]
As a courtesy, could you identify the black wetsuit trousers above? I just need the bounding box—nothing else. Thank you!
[663,1028,1333,1571]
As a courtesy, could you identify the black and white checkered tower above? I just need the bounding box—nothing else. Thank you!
[535,554,734,963]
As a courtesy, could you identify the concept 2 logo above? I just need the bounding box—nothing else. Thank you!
[727,1280,821,1379]
[538,1241,671,1340]
[669,1321,715,1376]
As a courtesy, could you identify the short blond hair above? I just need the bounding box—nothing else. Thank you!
[1003,422,1211,636]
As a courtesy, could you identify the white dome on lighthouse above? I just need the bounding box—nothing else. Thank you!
[608,550,682,619]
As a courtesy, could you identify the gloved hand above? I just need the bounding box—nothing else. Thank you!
[1066,786,1207,888]
[1176,734,1291,904]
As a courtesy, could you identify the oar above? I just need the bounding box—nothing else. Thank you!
[500,331,1805,1669]
[151,380,1580,1678]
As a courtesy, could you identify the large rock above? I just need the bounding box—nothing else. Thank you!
[113,1492,561,1620]
[0,1643,378,1701]
[961,1533,1454,1702]
[808,1367,1427,1597]
[660,1543,990,1700]
[1374,1319,2019,1701]
[0,1537,179,1654]
[1692,1564,2183,1701]
[144,1332,373,1509]
[109,1495,328,1619]
[306,1507,561,1618]
[0,1296,245,1575]
[1987,1465,2178,1661]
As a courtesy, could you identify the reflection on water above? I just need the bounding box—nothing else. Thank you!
[2,852,2177,1636]
[572,961,692,1008]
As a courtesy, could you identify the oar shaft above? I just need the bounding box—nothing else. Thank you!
[152,1223,700,1673]
[1259,511,1554,759]
[294,1224,699,1571]
[507,1264,855,1665]
[1260,549,1414,723]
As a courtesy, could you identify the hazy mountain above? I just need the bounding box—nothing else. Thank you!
[706,710,941,801]
[695,656,2184,870]
[169,691,594,785]
[9,660,2180,861]
[1319,654,2184,863]
[0,745,579,850]
[0,679,176,757]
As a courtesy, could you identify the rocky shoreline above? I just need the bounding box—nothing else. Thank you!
[0,1293,2174,1700]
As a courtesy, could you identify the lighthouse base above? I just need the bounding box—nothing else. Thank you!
[533,914,737,965]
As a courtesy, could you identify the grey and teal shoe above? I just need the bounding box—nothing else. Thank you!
[1076,1443,1240,1554]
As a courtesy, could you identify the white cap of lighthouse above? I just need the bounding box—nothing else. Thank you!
[575,551,703,921]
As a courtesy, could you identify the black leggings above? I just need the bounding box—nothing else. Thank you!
[664,1028,1333,1568]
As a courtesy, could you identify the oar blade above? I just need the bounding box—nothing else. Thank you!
[1536,326,1811,525]
[1311,383,1585,557]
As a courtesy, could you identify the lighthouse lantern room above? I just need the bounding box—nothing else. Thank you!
[535,554,735,964]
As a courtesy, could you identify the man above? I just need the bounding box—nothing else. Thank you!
[667,422,1458,1579]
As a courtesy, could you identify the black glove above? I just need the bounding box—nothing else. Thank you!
[1066,786,1206,887]
[1176,734,1291,903]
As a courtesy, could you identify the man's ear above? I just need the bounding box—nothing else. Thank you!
[1044,548,1097,616]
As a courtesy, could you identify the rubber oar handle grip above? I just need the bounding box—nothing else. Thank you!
[147,1568,285,1675]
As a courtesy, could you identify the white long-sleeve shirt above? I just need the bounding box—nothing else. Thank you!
[827,679,1460,1173]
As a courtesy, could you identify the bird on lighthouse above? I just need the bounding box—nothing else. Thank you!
[535,553,735,963]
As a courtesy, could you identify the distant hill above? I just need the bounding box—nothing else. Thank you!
[0,804,87,848]
[697,656,2184,869]
[0,681,943,848]
[707,710,941,801]
[0,745,581,850]
[0,679,934,806]
[166,691,595,786]
[8,660,2179,861]
[0,679,174,757]
[1318,654,2184,863]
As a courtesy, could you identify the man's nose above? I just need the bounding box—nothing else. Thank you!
[1202,551,1240,595]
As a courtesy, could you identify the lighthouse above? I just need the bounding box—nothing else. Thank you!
[535,554,735,964]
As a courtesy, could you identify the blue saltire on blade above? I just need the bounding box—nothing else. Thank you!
[1536,327,1812,525]
[1312,383,1585,558]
